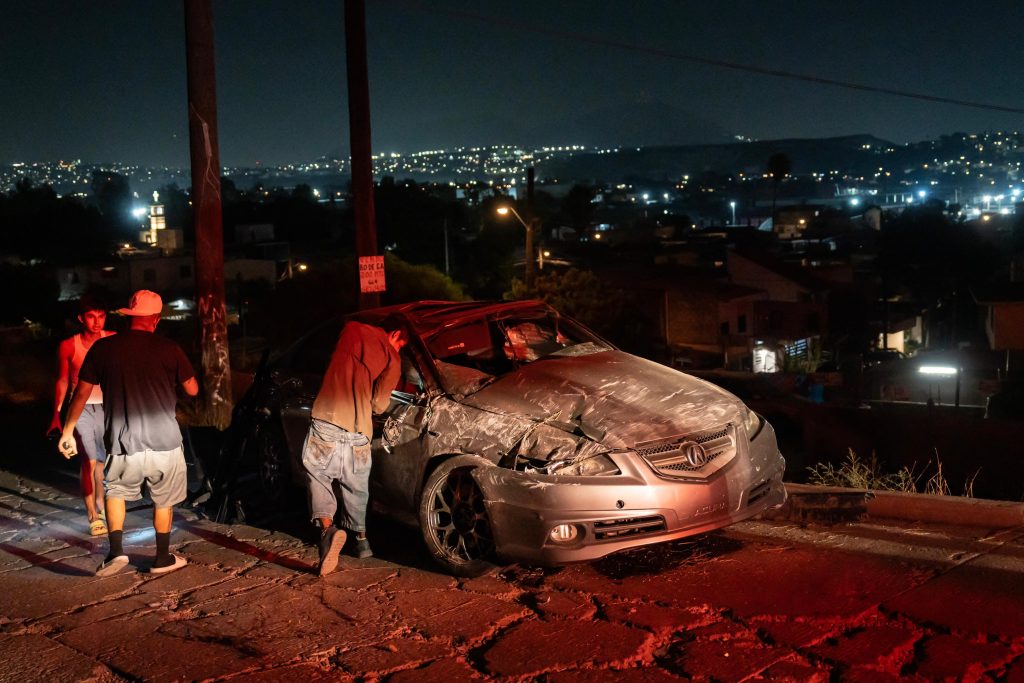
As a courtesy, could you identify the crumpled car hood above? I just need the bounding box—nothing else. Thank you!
[461,349,745,450]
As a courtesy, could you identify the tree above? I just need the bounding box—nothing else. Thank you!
[560,184,596,232]
[455,220,518,299]
[244,254,465,348]
[156,183,191,236]
[508,268,624,338]
[0,263,60,326]
[90,170,132,230]
[291,184,315,202]
[0,179,112,263]
[880,205,999,348]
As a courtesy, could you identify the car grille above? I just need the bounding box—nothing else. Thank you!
[593,515,667,540]
[635,424,735,479]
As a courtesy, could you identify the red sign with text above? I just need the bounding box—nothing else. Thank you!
[359,255,386,293]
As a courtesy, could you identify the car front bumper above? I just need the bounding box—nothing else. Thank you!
[473,421,787,566]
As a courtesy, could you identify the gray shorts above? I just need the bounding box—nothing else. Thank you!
[104,446,187,508]
[75,404,107,462]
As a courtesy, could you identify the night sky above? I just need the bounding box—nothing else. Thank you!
[3,0,1023,167]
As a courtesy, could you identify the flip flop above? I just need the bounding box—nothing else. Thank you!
[148,553,188,574]
[96,554,130,577]
[90,519,107,536]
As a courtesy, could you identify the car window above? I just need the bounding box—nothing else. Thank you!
[395,349,428,395]
[495,314,607,365]
[424,312,610,396]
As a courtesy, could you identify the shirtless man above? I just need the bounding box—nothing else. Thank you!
[48,293,114,535]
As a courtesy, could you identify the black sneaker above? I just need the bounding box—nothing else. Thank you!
[317,526,346,576]
[352,536,373,559]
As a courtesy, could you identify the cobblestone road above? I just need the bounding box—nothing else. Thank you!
[1,461,1023,682]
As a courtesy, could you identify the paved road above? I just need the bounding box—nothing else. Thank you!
[1,455,1023,682]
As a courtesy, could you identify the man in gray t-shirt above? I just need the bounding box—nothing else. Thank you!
[59,290,199,576]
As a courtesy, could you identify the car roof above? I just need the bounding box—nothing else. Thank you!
[351,299,553,336]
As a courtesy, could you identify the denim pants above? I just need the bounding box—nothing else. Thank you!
[302,418,371,532]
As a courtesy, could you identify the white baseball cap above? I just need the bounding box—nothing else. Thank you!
[117,290,163,316]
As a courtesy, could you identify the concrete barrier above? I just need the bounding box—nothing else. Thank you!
[778,483,1024,529]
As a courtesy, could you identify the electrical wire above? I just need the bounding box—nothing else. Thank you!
[385,0,1024,115]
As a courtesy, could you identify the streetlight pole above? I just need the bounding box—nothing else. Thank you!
[729,201,737,225]
[496,205,535,290]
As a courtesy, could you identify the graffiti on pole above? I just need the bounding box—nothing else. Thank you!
[198,292,231,428]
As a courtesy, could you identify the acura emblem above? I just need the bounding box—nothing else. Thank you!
[682,441,709,467]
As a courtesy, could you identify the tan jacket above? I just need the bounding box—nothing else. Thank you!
[311,321,400,437]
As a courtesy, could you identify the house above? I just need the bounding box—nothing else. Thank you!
[724,249,832,370]
[972,282,1024,375]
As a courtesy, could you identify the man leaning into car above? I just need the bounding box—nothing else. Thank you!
[304,320,406,576]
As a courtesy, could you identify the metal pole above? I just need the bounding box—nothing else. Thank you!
[345,0,379,310]
[525,167,536,290]
[184,0,232,429]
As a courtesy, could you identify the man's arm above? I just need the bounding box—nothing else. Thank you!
[48,339,73,434]
[58,380,94,458]
[371,351,403,414]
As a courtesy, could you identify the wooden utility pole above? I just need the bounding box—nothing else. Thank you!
[184,0,232,428]
[525,167,536,291]
[345,0,380,309]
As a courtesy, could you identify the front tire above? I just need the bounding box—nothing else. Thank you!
[254,423,289,503]
[418,455,497,577]
[232,422,298,526]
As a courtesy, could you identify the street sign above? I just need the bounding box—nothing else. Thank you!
[359,255,386,293]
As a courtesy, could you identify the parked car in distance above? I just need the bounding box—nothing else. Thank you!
[226,300,787,576]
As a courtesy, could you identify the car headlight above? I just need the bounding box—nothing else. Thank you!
[547,453,620,476]
[743,406,763,440]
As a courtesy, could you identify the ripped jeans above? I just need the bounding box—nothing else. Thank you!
[301,418,372,532]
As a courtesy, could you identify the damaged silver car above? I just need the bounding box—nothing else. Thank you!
[229,300,786,576]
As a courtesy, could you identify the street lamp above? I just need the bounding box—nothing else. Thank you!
[729,201,736,225]
[496,205,536,290]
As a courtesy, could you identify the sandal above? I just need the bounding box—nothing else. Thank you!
[90,518,108,536]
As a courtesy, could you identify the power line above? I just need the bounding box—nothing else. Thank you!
[387,1,1024,116]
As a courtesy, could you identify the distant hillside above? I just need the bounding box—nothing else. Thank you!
[376,99,731,152]
[535,134,894,183]
[523,100,732,149]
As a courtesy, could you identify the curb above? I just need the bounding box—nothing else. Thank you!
[773,482,1024,529]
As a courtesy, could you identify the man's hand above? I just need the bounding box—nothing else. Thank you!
[58,428,78,459]
[46,414,62,437]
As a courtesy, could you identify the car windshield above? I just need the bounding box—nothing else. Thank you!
[425,312,610,398]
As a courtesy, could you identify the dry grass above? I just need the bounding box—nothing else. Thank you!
[807,449,918,492]
[808,448,977,497]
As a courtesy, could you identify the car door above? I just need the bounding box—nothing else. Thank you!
[273,322,342,468]
[370,349,434,514]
